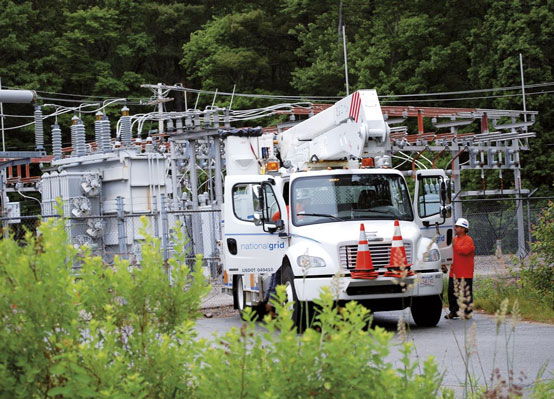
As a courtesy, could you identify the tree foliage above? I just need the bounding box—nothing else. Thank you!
[0,0,553,191]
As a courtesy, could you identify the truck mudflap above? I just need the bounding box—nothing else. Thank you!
[292,272,443,302]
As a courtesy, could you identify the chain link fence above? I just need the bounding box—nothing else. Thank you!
[1,205,232,309]
[3,195,553,309]
[455,196,554,257]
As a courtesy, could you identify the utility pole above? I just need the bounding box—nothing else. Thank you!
[1,77,5,152]
[342,25,350,96]
[519,53,527,132]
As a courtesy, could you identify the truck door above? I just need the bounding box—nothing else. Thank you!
[223,175,288,275]
[413,169,454,266]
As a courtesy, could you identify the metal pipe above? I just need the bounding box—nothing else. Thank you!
[161,193,169,262]
[229,84,236,110]
[519,53,527,131]
[0,88,36,103]
[449,147,467,174]
[417,110,424,134]
[157,83,164,135]
[170,140,179,208]
[116,196,127,257]
[513,137,525,259]
[431,146,448,168]
[411,147,429,180]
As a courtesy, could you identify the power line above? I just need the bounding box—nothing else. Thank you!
[379,82,554,98]
[7,81,554,106]
[381,89,554,104]
[143,81,554,103]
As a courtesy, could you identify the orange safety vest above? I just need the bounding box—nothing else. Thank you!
[450,234,475,279]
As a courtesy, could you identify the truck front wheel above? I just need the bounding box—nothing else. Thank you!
[410,295,443,327]
[278,265,313,332]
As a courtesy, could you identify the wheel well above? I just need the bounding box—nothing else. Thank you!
[276,256,291,284]
[232,274,241,310]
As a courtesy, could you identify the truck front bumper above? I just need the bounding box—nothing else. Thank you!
[293,272,443,302]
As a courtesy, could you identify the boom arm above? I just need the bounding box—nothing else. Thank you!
[278,90,390,170]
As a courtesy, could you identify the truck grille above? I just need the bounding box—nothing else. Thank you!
[339,242,412,271]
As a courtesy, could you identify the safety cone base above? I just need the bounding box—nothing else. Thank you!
[350,269,378,280]
[383,266,414,278]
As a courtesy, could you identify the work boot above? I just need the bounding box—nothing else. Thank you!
[444,312,459,320]
[265,302,276,319]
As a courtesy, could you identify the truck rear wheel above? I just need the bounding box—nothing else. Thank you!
[410,295,443,327]
[233,275,265,321]
[232,275,246,314]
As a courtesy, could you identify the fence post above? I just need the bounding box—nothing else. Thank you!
[514,168,526,259]
[526,197,530,252]
[153,195,159,238]
[161,193,169,262]
[116,196,126,257]
[1,170,8,239]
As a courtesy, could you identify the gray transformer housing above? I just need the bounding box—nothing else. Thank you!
[41,149,172,263]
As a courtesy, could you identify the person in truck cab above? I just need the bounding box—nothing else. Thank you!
[271,194,308,222]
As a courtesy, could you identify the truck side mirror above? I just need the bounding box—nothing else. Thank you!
[440,181,447,204]
[275,219,284,231]
[257,185,265,210]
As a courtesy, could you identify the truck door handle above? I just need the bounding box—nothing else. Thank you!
[227,238,237,255]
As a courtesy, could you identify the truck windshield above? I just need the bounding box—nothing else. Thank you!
[291,174,414,226]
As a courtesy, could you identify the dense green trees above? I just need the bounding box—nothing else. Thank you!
[0,0,553,191]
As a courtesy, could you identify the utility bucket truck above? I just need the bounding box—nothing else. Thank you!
[221,90,453,328]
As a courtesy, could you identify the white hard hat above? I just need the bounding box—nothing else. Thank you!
[455,218,469,229]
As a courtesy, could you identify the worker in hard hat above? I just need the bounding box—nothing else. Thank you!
[445,217,476,320]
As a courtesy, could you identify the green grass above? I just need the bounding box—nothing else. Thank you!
[473,277,554,324]
[441,275,554,324]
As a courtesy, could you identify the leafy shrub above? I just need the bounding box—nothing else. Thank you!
[1,215,446,398]
[521,200,554,302]
[0,216,209,398]
[193,287,445,399]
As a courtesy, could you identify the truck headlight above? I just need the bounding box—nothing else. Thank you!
[297,255,326,268]
[422,248,440,262]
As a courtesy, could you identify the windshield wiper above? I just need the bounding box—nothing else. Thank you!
[354,208,390,215]
[297,213,344,221]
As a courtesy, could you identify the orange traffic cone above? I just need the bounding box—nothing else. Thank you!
[384,219,415,278]
[351,223,379,279]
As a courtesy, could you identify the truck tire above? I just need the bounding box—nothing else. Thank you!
[233,275,265,321]
[410,295,443,327]
[279,265,312,332]
[232,275,246,314]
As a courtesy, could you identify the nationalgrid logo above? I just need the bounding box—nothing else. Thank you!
[240,241,285,251]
